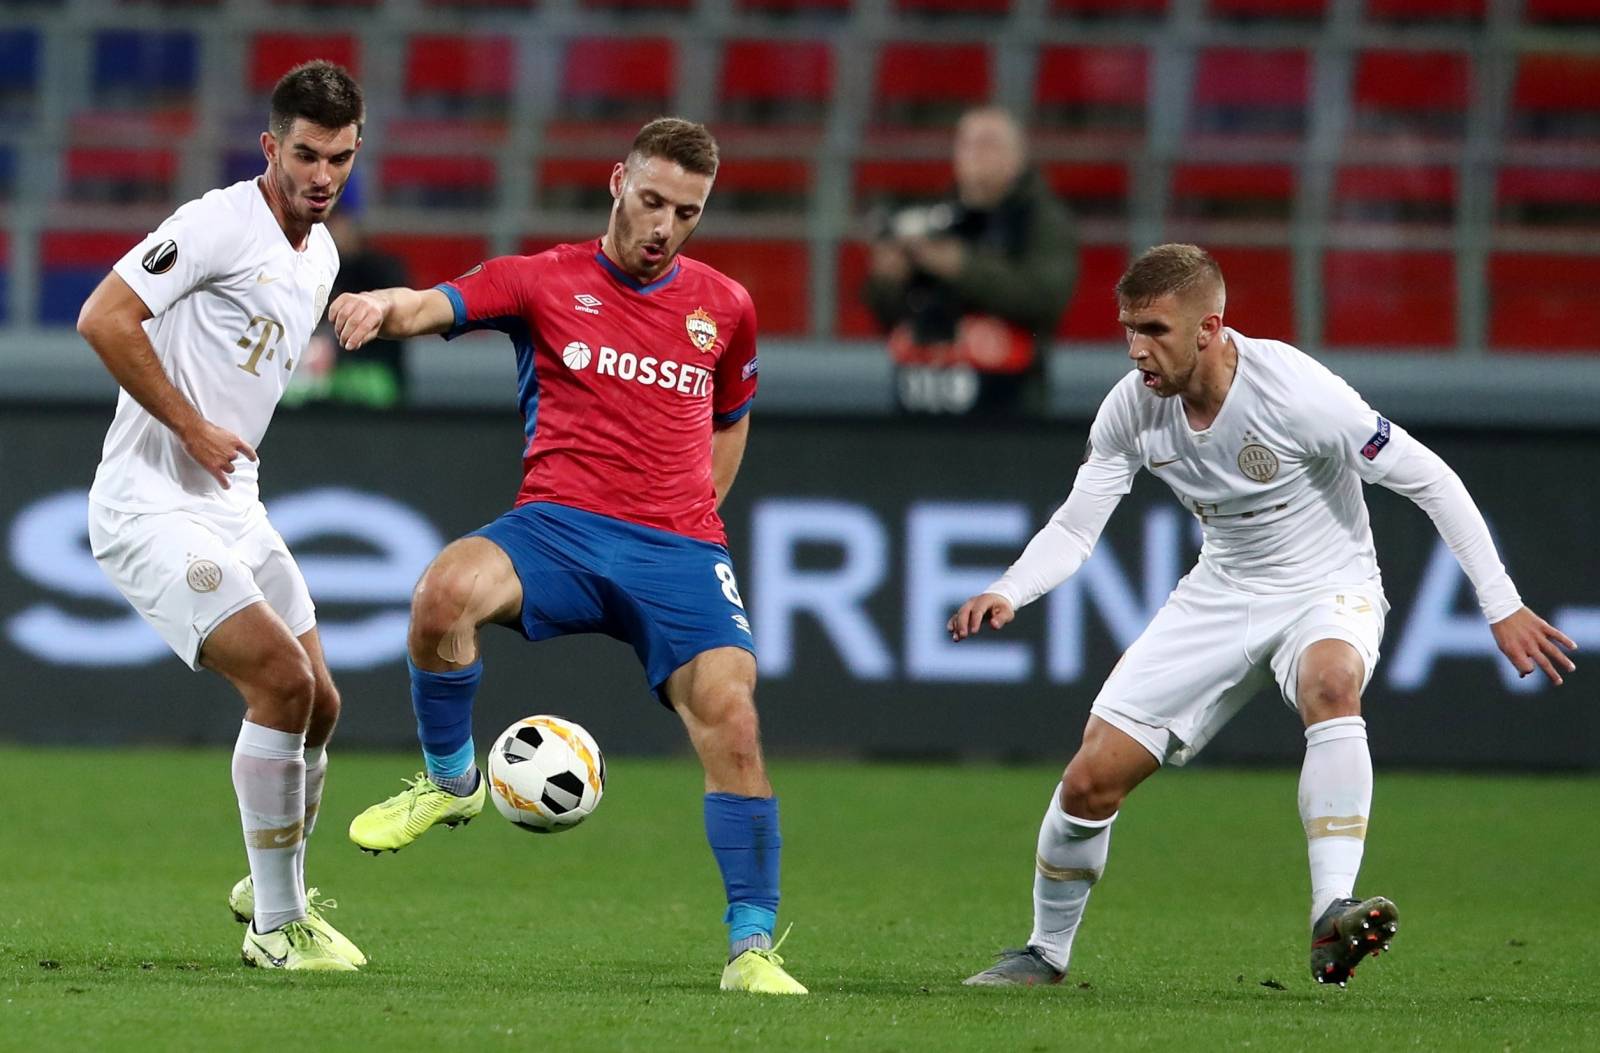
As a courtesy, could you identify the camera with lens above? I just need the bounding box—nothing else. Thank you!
[878,202,958,241]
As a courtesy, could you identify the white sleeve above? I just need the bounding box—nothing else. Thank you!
[1378,439,1522,622]
[986,382,1138,609]
[986,486,1123,610]
[111,197,232,317]
[1294,357,1417,484]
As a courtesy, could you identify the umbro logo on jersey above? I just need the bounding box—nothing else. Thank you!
[141,240,177,275]
[574,293,602,315]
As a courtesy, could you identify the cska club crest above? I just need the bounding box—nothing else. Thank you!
[685,307,718,353]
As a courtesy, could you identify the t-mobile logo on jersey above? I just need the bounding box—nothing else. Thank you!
[560,341,713,398]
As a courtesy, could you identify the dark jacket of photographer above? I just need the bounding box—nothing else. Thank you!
[864,168,1076,416]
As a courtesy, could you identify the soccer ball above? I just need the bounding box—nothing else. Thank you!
[487,716,606,833]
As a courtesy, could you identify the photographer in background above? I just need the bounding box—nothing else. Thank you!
[864,108,1076,417]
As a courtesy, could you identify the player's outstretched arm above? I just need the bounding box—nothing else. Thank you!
[948,593,1016,641]
[329,287,454,348]
[1490,607,1577,686]
[77,272,256,488]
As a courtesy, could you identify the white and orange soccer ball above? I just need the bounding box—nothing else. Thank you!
[487,716,606,833]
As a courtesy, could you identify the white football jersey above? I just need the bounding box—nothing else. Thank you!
[90,179,338,515]
[1078,328,1416,593]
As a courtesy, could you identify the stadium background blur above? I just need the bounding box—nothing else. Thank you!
[1,0,1597,770]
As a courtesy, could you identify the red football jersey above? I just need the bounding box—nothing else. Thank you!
[439,240,759,544]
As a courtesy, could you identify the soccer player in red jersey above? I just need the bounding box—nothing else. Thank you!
[328,118,805,994]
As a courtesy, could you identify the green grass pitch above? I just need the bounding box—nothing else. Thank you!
[2,746,1596,1051]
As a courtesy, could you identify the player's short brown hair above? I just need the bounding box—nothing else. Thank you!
[1116,243,1225,312]
[270,60,365,140]
[629,117,720,178]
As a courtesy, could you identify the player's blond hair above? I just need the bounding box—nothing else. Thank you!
[629,117,720,178]
[1116,243,1225,313]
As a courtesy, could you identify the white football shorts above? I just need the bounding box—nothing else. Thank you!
[88,500,316,670]
[1089,560,1387,767]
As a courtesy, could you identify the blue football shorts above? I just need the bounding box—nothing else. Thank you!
[469,501,756,703]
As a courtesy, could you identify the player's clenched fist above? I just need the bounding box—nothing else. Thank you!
[328,290,388,349]
[948,592,1015,641]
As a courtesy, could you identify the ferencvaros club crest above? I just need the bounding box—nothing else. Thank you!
[685,307,718,353]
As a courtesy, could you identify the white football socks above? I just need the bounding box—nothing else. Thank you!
[297,743,328,896]
[232,721,306,934]
[1299,716,1373,926]
[1029,783,1116,972]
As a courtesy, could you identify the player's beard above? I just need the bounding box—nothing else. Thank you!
[612,202,675,281]
[270,160,340,227]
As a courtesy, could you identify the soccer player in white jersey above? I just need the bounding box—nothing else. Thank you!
[954,244,1576,989]
[75,61,367,972]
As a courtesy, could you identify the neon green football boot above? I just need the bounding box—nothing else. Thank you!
[229,875,367,967]
[719,927,808,995]
[348,771,486,853]
[241,919,357,972]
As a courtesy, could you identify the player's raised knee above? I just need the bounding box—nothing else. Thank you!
[1060,764,1124,821]
[251,647,316,726]
[410,563,479,644]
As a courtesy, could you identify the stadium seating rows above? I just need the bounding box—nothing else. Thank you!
[6,13,1600,349]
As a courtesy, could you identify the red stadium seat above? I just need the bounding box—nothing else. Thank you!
[1333,164,1456,226]
[381,154,498,210]
[1323,251,1455,348]
[1510,54,1600,143]
[580,0,693,10]
[718,39,833,131]
[1050,0,1167,16]
[1350,50,1471,144]
[1034,45,1146,142]
[853,159,950,212]
[425,0,537,9]
[538,157,615,211]
[1496,167,1600,230]
[248,34,359,92]
[1209,0,1325,20]
[1488,253,1600,352]
[39,231,134,325]
[1056,244,1127,340]
[1170,163,1295,222]
[366,234,490,290]
[735,0,853,14]
[1524,0,1600,25]
[550,37,676,137]
[894,0,1012,16]
[63,147,177,204]
[1365,0,1484,22]
[1189,48,1309,143]
[711,157,816,213]
[403,35,515,123]
[1209,246,1294,340]
[1042,162,1129,219]
[682,240,810,335]
[869,42,992,137]
[835,241,878,338]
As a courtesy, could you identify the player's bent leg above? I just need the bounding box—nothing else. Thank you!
[666,648,805,995]
[350,538,520,854]
[967,717,1160,987]
[1292,638,1392,984]
[203,603,319,942]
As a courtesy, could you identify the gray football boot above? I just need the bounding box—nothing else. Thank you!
[1310,895,1399,987]
[963,946,1066,987]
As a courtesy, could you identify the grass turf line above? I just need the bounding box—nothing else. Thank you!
[0,747,1596,1051]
